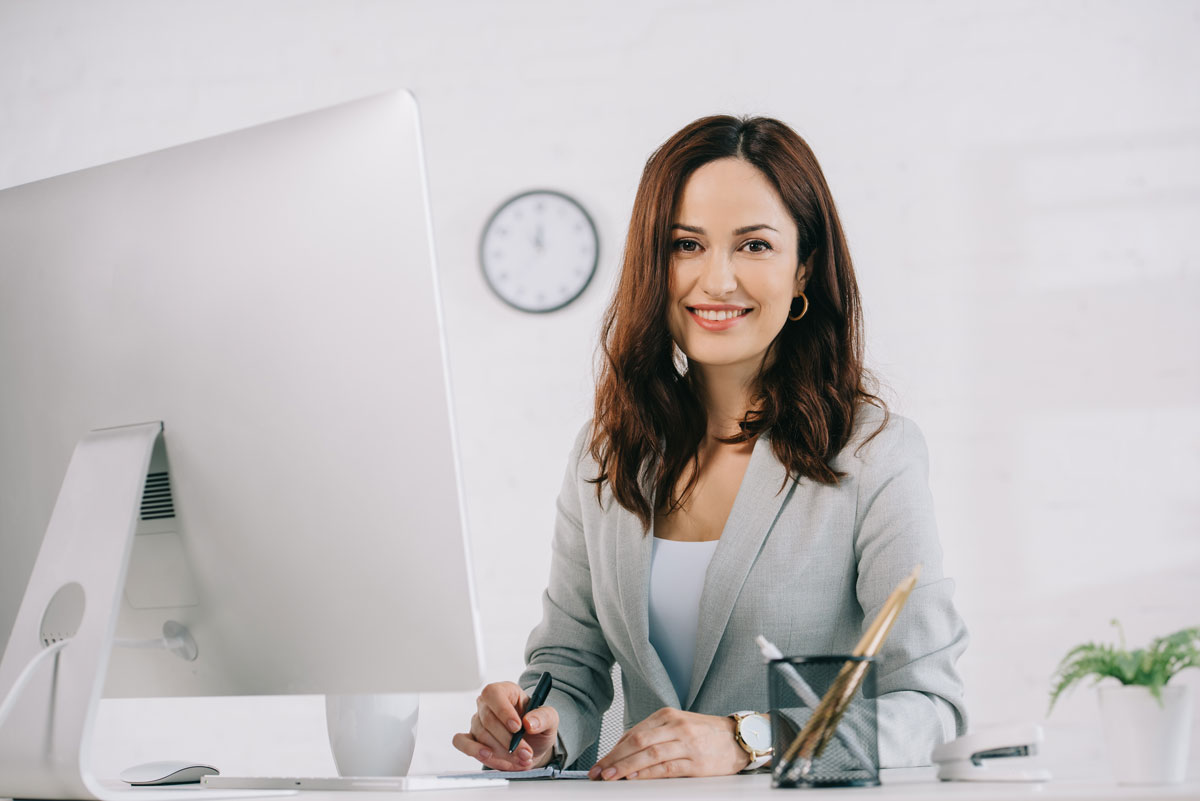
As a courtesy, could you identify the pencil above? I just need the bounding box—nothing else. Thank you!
[775,565,921,783]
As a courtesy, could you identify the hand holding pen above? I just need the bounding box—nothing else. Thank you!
[508,671,553,752]
[451,672,559,772]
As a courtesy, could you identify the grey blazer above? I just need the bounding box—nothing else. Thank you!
[517,404,969,769]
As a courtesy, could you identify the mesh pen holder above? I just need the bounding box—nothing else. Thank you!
[768,656,880,788]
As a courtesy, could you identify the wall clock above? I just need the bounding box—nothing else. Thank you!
[479,189,599,313]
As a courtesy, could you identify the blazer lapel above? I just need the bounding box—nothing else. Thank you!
[684,433,797,709]
[614,496,681,709]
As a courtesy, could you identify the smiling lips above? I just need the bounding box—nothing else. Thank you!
[688,305,751,331]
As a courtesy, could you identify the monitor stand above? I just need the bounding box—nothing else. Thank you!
[0,422,163,801]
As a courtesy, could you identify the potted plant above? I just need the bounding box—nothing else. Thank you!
[1049,620,1199,785]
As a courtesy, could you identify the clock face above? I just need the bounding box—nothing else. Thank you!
[479,189,599,313]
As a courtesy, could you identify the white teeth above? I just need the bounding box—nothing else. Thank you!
[694,308,748,321]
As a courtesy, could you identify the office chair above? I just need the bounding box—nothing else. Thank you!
[568,661,625,771]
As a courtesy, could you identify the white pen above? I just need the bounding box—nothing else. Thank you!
[756,635,875,776]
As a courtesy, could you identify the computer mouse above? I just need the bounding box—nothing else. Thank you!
[119,760,220,786]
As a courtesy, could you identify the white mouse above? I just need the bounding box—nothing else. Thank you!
[119,761,220,786]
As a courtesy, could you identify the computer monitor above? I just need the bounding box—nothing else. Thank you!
[0,89,485,799]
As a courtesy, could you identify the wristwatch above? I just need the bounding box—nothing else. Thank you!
[730,710,773,772]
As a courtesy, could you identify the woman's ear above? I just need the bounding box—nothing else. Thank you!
[794,258,812,294]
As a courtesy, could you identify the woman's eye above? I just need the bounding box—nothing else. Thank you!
[673,239,770,253]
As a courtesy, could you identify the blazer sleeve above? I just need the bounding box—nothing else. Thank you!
[851,413,970,767]
[517,422,615,767]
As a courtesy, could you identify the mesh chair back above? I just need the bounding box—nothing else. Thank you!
[567,661,626,770]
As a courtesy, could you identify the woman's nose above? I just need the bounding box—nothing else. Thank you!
[698,253,737,298]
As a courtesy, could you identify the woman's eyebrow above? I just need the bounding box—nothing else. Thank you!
[670,223,779,235]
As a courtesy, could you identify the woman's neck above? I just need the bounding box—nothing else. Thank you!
[689,360,760,441]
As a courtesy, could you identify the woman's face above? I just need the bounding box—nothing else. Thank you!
[667,157,806,376]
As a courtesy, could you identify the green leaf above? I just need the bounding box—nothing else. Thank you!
[1048,623,1200,716]
[1116,651,1139,683]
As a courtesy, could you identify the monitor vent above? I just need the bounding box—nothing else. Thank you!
[140,471,176,520]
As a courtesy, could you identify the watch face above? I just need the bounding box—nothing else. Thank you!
[741,715,772,751]
[479,189,598,313]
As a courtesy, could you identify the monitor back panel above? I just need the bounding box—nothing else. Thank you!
[0,90,486,697]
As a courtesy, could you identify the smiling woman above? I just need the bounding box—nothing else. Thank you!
[672,192,799,358]
[668,160,806,410]
[594,117,882,528]
[454,115,969,782]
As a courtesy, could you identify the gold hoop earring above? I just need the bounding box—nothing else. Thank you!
[788,292,809,321]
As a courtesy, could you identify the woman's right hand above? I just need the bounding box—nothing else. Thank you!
[452,681,560,772]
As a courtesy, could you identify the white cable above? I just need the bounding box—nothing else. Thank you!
[114,622,197,661]
[113,637,166,649]
[0,638,70,731]
[0,625,195,732]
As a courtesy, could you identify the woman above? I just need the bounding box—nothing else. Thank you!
[452,114,968,780]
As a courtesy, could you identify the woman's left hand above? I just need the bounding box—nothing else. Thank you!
[587,708,751,780]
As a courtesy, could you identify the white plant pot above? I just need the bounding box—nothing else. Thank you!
[325,693,421,777]
[1097,684,1192,785]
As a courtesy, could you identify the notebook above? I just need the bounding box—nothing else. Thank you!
[446,764,590,780]
[201,774,506,792]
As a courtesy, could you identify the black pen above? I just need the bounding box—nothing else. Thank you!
[508,671,553,753]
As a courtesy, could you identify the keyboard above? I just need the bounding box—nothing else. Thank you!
[201,774,506,792]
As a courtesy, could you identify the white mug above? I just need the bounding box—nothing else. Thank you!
[325,693,421,777]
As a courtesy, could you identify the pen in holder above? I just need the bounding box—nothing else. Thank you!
[771,565,921,788]
[769,656,880,788]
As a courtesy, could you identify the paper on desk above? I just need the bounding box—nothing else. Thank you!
[439,765,591,780]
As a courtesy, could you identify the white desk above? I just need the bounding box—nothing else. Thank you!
[6,769,1200,801]
[288,769,1198,801]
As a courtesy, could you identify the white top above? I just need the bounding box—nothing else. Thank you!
[647,536,721,705]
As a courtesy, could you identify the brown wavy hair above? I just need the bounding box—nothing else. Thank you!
[589,114,888,531]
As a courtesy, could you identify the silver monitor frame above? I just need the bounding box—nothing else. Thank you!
[0,89,485,800]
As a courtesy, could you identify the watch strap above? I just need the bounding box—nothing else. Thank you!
[742,753,772,772]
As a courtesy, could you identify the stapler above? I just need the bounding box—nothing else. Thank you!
[931,724,1053,782]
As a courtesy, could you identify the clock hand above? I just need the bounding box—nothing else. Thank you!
[534,225,544,251]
